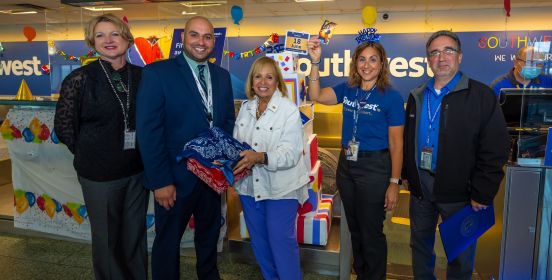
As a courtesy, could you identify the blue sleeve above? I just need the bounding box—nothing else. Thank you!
[331,82,348,104]
[386,89,406,126]
[136,65,175,190]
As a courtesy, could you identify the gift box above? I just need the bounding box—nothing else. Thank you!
[298,160,322,215]
[297,194,334,246]
[266,51,297,74]
[303,134,318,170]
[283,73,306,106]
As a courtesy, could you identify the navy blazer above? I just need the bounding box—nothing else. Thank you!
[136,55,235,197]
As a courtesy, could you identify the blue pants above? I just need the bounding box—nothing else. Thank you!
[240,195,301,280]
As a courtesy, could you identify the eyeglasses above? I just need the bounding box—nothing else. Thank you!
[517,59,545,67]
[428,48,459,57]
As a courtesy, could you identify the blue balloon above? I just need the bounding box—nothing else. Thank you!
[78,205,87,218]
[25,192,35,207]
[231,5,243,25]
[146,214,155,229]
[50,131,59,144]
[53,199,62,212]
[22,127,34,142]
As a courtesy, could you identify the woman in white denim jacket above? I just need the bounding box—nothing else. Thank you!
[233,57,310,280]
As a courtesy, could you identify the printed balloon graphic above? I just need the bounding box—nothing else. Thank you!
[25,192,35,207]
[11,125,22,139]
[41,194,55,219]
[29,118,41,137]
[77,205,87,218]
[63,204,73,217]
[146,214,155,229]
[14,190,29,214]
[37,196,45,211]
[188,216,195,229]
[53,199,62,212]
[50,130,59,144]
[23,26,36,42]
[38,124,50,141]
[22,128,34,142]
[65,202,84,224]
[0,120,13,140]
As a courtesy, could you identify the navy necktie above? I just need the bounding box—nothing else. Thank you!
[197,64,208,93]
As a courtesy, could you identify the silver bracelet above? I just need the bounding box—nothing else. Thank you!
[309,76,319,82]
[311,60,321,65]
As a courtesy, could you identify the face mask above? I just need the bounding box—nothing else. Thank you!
[519,66,542,80]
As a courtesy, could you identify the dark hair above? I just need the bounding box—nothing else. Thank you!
[425,30,462,56]
[348,41,390,91]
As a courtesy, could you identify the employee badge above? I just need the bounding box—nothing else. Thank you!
[420,147,433,170]
[346,140,360,161]
[124,130,136,150]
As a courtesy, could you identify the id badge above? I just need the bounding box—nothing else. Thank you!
[420,147,433,170]
[346,140,360,161]
[124,130,136,150]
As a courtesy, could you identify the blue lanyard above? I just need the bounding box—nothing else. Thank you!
[352,85,375,141]
[426,92,441,145]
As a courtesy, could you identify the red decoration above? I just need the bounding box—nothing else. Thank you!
[41,64,50,75]
[10,125,22,139]
[38,124,50,141]
[504,0,511,17]
[122,16,129,24]
[271,33,279,43]
[37,196,45,211]
[186,158,250,194]
[23,26,36,42]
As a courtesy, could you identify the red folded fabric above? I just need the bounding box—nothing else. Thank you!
[187,158,250,194]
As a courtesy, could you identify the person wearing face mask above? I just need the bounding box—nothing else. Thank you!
[54,14,149,280]
[232,56,310,280]
[491,46,552,96]
[307,33,405,279]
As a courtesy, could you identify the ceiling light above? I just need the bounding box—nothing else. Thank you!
[294,0,334,2]
[0,10,38,15]
[180,1,226,8]
[182,11,198,15]
[83,7,123,12]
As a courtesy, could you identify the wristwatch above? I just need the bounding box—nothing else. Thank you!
[389,177,402,185]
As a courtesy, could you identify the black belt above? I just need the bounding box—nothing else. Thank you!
[342,148,389,157]
[420,168,436,177]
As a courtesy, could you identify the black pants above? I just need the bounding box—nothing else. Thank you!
[337,149,390,280]
[79,173,149,280]
[409,169,475,280]
[151,180,222,280]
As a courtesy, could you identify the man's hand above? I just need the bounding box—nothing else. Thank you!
[384,183,400,211]
[154,184,177,210]
[471,199,488,212]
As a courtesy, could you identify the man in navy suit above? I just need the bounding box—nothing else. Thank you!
[136,16,235,280]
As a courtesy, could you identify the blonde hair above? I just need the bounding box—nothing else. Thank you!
[84,13,134,50]
[245,57,288,99]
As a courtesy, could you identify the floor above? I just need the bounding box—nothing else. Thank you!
[0,229,338,280]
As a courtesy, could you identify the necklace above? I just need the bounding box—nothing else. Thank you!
[99,59,131,131]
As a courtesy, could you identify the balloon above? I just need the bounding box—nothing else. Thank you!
[362,6,378,26]
[63,204,73,217]
[44,200,56,218]
[146,214,155,229]
[50,130,59,144]
[53,199,62,212]
[77,205,87,218]
[14,189,25,198]
[188,216,195,229]
[15,197,29,214]
[23,26,36,42]
[29,117,41,136]
[22,128,34,142]
[11,125,22,139]
[37,196,45,211]
[73,213,84,224]
[230,5,243,25]
[26,192,35,207]
[38,124,50,141]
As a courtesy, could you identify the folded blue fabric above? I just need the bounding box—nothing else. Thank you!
[176,127,252,184]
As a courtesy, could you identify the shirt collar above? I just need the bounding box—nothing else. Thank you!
[182,52,208,69]
[427,71,462,98]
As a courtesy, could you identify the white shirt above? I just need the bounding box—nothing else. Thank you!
[233,90,310,202]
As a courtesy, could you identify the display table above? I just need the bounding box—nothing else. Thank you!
[0,102,225,250]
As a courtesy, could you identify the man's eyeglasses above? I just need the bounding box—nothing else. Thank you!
[428,48,459,57]
[517,58,545,67]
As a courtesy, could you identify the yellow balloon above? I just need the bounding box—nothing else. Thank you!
[73,213,84,225]
[0,119,11,134]
[29,117,41,136]
[16,197,29,214]
[362,6,378,26]
[45,200,55,219]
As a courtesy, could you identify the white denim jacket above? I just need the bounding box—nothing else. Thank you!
[233,90,309,202]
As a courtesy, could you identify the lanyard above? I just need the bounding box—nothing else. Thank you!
[189,63,213,126]
[426,92,441,145]
[99,60,131,132]
[352,85,375,141]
